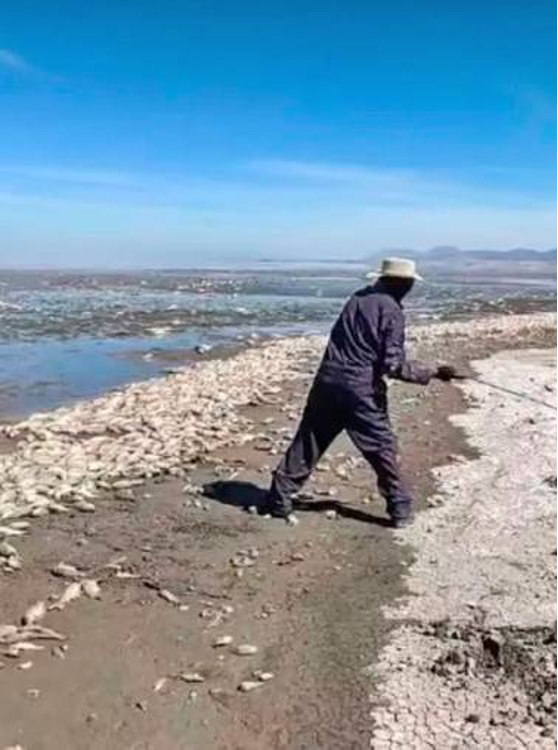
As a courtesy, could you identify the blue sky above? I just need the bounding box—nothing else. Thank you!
[0,1,555,267]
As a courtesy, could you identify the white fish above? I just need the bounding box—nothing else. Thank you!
[51,582,82,610]
[238,680,263,692]
[74,499,96,513]
[0,625,18,642]
[0,541,18,558]
[212,635,233,648]
[4,642,44,657]
[179,672,205,683]
[81,579,101,599]
[52,562,83,579]
[0,526,26,537]
[158,589,180,605]
[253,670,274,682]
[153,677,168,693]
[22,601,47,626]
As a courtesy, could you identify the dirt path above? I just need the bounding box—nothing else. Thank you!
[0,326,554,750]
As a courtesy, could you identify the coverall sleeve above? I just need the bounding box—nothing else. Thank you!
[382,309,435,385]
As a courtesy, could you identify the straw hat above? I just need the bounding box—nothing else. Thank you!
[366,257,423,281]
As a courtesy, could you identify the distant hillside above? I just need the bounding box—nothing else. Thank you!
[366,246,556,262]
[364,247,556,281]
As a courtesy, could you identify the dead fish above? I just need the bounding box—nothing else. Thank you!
[4,555,22,571]
[51,582,82,610]
[0,526,26,537]
[4,642,45,657]
[158,589,180,605]
[0,541,18,558]
[153,677,168,693]
[253,670,274,682]
[74,499,96,513]
[22,601,47,626]
[18,660,33,670]
[178,672,205,683]
[212,635,233,648]
[0,625,19,642]
[238,680,263,692]
[9,521,30,531]
[51,644,68,659]
[23,625,65,642]
[81,579,101,599]
[51,562,83,579]
[233,644,258,656]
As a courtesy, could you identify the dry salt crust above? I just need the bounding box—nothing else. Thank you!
[369,345,557,750]
[0,313,555,567]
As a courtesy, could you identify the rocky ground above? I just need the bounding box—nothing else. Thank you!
[0,312,555,750]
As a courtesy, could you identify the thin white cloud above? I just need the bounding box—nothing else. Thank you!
[0,158,555,258]
[0,49,34,73]
[248,158,410,184]
[0,49,39,75]
[0,165,138,188]
[246,159,430,198]
[3,159,552,211]
[0,48,61,81]
[246,158,552,209]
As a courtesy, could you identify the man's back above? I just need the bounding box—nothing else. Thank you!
[318,284,403,387]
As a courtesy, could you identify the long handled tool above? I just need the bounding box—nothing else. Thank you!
[454,373,556,411]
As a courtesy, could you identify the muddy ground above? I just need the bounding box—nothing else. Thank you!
[0,327,554,750]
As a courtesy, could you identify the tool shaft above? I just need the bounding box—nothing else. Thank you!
[467,376,555,411]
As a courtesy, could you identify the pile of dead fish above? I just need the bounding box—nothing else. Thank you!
[0,575,102,670]
[408,311,556,347]
[0,338,324,546]
[0,312,554,569]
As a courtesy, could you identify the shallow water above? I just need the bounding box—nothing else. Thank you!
[0,267,555,419]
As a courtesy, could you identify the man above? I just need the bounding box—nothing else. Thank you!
[265,257,457,528]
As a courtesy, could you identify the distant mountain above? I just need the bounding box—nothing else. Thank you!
[363,247,556,281]
[366,247,556,263]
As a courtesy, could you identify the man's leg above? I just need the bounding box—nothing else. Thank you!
[268,383,342,517]
[345,393,413,522]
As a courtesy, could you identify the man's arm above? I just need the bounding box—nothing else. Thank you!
[381,309,436,385]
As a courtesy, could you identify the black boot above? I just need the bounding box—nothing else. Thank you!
[390,514,414,529]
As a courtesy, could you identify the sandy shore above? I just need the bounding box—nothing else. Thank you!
[0,311,555,749]
[370,346,556,749]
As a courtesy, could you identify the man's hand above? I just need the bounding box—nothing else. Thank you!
[435,364,459,382]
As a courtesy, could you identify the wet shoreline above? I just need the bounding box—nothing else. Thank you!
[0,290,555,422]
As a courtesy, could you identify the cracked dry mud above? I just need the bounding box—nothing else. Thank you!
[370,347,557,750]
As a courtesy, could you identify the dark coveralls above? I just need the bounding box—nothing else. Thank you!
[269,282,435,521]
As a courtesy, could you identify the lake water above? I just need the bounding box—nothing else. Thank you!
[0,266,555,419]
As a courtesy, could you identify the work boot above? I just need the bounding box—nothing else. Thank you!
[258,493,296,524]
[390,514,414,529]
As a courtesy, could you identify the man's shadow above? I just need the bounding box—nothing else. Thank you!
[202,479,392,527]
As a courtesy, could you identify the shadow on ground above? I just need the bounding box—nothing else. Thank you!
[203,479,391,527]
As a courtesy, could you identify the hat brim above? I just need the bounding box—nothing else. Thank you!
[365,270,423,281]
